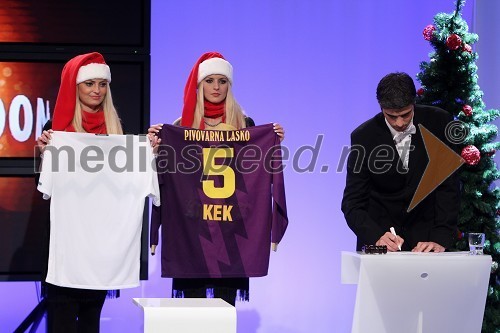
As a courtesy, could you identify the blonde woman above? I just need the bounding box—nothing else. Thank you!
[36,52,122,333]
[149,52,285,305]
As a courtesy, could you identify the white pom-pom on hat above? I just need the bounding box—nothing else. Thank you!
[76,63,111,84]
[197,57,233,84]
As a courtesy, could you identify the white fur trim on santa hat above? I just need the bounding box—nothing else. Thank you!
[76,63,112,84]
[198,58,233,84]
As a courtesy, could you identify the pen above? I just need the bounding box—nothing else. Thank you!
[390,227,402,251]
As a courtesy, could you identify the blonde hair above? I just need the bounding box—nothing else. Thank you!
[72,85,123,134]
[191,83,246,129]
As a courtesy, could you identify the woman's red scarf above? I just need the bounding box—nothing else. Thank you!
[199,100,225,129]
[65,109,107,134]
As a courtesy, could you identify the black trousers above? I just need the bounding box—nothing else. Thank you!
[45,284,106,333]
[172,277,249,306]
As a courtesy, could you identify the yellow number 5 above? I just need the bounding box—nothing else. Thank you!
[202,148,235,199]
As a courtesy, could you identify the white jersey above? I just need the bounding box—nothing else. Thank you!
[37,131,160,290]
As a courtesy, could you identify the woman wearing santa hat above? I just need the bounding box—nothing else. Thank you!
[36,52,122,332]
[149,51,285,305]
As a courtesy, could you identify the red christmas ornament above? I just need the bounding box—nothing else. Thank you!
[462,44,472,53]
[485,150,496,157]
[456,229,464,240]
[423,25,436,41]
[417,88,425,96]
[446,34,462,50]
[462,104,473,116]
[461,145,481,165]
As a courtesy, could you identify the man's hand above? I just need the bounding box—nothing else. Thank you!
[376,232,404,252]
[412,241,445,253]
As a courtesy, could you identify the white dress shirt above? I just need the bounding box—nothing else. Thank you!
[385,118,416,169]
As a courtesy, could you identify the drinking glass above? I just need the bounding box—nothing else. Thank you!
[468,233,485,255]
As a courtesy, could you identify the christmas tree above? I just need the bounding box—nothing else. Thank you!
[416,0,500,331]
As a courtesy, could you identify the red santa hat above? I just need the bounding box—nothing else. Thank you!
[52,52,111,131]
[180,52,233,127]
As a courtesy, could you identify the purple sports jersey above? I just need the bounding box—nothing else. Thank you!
[150,123,288,278]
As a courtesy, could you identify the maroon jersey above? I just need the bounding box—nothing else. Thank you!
[151,123,288,278]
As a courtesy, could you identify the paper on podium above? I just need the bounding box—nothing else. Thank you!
[341,251,491,333]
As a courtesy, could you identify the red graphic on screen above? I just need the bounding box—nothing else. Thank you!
[0,2,39,42]
[0,1,143,46]
[0,62,60,157]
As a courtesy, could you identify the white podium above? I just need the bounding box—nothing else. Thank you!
[341,251,491,333]
[133,298,236,333]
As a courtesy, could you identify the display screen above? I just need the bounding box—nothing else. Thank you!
[0,0,150,283]
[0,0,149,52]
[0,176,50,280]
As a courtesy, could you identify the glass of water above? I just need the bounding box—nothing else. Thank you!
[468,233,485,255]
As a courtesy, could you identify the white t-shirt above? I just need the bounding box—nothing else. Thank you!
[37,131,160,290]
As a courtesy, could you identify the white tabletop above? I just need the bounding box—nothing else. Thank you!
[133,298,233,308]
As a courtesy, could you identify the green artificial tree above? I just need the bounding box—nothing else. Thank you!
[416,0,500,331]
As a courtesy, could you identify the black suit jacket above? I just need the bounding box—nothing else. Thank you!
[341,105,460,251]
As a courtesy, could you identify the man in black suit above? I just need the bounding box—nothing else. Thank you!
[341,72,460,252]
